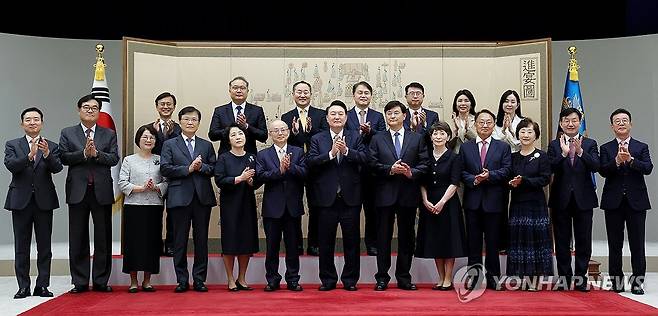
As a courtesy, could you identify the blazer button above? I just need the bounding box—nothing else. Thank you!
[432,172,436,175]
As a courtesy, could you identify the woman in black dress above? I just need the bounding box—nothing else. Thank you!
[215,124,259,291]
[415,121,467,290]
[118,125,167,293]
[507,118,553,290]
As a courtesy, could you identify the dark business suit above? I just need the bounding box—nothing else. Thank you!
[4,137,62,289]
[152,120,182,253]
[460,138,511,284]
[281,106,328,252]
[346,107,386,251]
[59,125,119,287]
[307,130,367,287]
[208,102,268,155]
[599,138,653,288]
[256,145,306,286]
[548,136,599,285]
[403,107,439,135]
[160,135,217,285]
[369,129,429,286]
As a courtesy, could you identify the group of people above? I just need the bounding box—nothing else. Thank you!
[4,76,652,299]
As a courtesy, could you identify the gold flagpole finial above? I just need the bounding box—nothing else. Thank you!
[94,43,106,81]
[568,46,580,81]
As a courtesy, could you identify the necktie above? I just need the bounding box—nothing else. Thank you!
[236,105,243,121]
[300,109,308,132]
[186,138,194,158]
[568,138,576,166]
[30,139,42,165]
[278,148,285,162]
[334,135,342,164]
[480,140,488,167]
[85,129,94,184]
[162,120,170,137]
[394,132,402,159]
[359,110,366,125]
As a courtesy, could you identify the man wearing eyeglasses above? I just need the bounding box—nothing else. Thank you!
[59,94,119,294]
[208,76,267,155]
[403,82,439,136]
[256,120,307,292]
[281,81,329,257]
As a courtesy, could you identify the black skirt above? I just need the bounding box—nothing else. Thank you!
[415,191,467,259]
[122,204,162,274]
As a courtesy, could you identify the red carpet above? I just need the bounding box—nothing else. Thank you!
[21,285,657,316]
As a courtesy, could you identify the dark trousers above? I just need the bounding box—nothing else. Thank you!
[68,185,112,287]
[604,197,646,288]
[12,196,53,289]
[318,195,361,286]
[553,195,593,283]
[264,213,301,285]
[375,204,416,285]
[466,209,501,282]
[163,206,174,250]
[169,194,211,284]
[362,178,377,249]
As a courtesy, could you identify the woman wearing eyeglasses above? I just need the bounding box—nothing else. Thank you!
[119,124,167,293]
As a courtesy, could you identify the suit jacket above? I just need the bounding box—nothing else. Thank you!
[281,106,328,151]
[256,145,307,218]
[403,107,439,135]
[59,125,119,205]
[509,149,550,203]
[160,135,217,208]
[460,138,512,213]
[368,129,429,208]
[307,130,367,207]
[4,137,63,211]
[345,107,386,146]
[547,136,600,210]
[599,138,653,211]
[208,102,268,154]
[153,121,182,155]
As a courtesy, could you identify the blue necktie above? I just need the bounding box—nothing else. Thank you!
[394,132,402,159]
[186,138,194,158]
[236,105,243,121]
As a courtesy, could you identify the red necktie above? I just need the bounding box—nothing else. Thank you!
[480,140,488,167]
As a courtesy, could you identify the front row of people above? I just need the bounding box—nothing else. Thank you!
[4,95,652,299]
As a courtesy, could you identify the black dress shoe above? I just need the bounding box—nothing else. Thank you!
[610,285,625,293]
[174,283,189,293]
[33,286,54,297]
[398,283,418,291]
[164,247,174,257]
[92,285,113,292]
[366,247,378,256]
[235,281,253,291]
[69,285,89,294]
[574,284,590,292]
[344,285,358,291]
[193,282,208,292]
[442,283,454,291]
[287,283,303,291]
[318,284,336,291]
[128,286,138,293]
[631,286,645,295]
[13,288,30,299]
[374,282,388,291]
[264,283,280,292]
[432,284,443,290]
[142,285,156,292]
[307,246,320,256]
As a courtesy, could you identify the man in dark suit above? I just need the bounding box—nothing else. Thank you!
[345,81,386,256]
[548,107,599,292]
[403,82,439,136]
[59,94,119,293]
[256,119,307,292]
[369,100,429,291]
[208,76,268,155]
[161,106,217,293]
[307,100,367,291]
[4,107,62,299]
[599,108,653,295]
[151,92,182,257]
[460,109,511,290]
[281,80,329,257]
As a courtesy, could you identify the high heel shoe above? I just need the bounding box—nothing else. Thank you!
[128,286,139,293]
[228,284,239,292]
[236,281,253,291]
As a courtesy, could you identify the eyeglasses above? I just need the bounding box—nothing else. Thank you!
[231,85,248,91]
[180,117,199,123]
[613,118,630,125]
[407,91,423,97]
[270,128,289,134]
[81,105,99,112]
